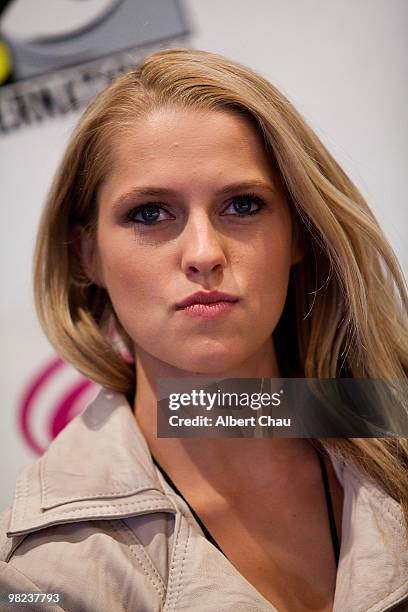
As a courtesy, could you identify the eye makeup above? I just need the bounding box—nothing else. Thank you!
[122,192,268,227]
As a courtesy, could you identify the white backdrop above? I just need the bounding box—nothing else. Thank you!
[1,0,407,510]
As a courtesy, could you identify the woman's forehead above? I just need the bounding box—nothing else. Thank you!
[100,107,280,199]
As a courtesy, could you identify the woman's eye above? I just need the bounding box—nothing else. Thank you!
[223,194,266,217]
[125,204,171,225]
[124,193,266,226]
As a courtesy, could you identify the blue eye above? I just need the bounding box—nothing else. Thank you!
[223,193,266,216]
[125,204,170,225]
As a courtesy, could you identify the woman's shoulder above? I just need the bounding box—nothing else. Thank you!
[324,447,408,610]
[0,388,176,611]
[0,388,175,536]
[0,506,171,611]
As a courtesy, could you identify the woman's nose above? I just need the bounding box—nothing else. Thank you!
[180,211,227,279]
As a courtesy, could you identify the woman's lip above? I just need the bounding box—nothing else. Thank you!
[177,301,238,319]
[176,291,239,308]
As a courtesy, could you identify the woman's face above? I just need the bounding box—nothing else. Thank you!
[92,107,303,375]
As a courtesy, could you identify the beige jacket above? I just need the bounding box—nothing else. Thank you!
[1,388,407,612]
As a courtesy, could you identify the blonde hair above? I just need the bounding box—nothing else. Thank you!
[33,48,408,538]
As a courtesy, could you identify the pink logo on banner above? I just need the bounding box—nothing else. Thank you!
[18,356,97,456]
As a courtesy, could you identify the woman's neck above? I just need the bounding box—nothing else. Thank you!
[132,336,281,439]
[131,339,312,497]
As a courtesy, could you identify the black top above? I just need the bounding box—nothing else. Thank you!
[153,448,340,568]
[315,449,341,567]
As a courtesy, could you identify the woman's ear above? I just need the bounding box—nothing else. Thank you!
[76,226,105,287]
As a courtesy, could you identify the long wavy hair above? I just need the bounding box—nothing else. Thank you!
[33,48,408,539]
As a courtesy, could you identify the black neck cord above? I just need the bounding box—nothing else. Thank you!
[153,451,340,568]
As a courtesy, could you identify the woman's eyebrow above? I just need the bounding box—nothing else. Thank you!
[112,180,277,210]
[216,180,278,196]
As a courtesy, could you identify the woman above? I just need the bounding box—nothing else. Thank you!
[0,48,407,612]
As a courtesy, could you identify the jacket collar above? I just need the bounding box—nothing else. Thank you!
[7,387,408,612]
[8,388,176,537]
[330,450,408,611]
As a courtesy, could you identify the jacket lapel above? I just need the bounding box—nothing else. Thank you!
[7,389,176,537]
[330,453,408,611]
